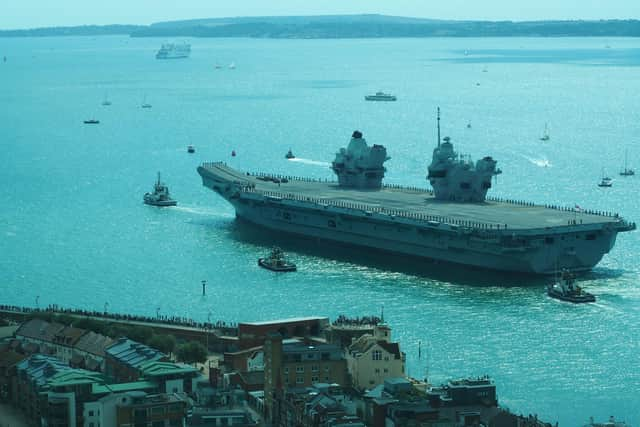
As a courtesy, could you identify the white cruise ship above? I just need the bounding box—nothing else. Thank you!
[155,42,191,59]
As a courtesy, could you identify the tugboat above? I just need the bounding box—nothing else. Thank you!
[547,269,595,303]
[285,149,295,159]
[258,247,297,272]
[83,119,100,124]
[187,145,195,153]
[143,172,177,207]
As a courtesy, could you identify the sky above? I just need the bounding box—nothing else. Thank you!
[1,0,639,30]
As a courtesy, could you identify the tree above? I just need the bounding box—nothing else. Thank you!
[126,325,153,344]
[176,341,208,365]
[147,334,176,355]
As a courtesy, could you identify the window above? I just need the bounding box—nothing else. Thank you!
[324,366,330,372]
[311,365,319,372]
[296,376,304,384]
[296,366,304,373]
[311,376,319,383]
[89,410,94,416]
[384,368,389,373]
[89,423,94,427]
[284,367,289,374]
[375,368,380,374]
[325,376,330,381]
[384,356,389,361]
[372,350,382,361]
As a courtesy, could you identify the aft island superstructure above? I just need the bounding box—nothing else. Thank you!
[197,115,634,274]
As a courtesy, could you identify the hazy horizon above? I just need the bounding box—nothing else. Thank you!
[2,0,639,30]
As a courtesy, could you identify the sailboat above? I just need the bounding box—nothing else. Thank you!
[101,92,111,106]
[141,94,152,109]
[539,123,550,141]
[598,168,613,187]
[619,150,635,176]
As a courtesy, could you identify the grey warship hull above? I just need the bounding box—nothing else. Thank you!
[197,162,635,275]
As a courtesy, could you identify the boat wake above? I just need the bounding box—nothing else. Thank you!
[288,157,331,168]
[520,154,552,168]
[172,205,234,218]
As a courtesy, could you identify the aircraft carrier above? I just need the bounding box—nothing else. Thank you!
[197,116,635,274]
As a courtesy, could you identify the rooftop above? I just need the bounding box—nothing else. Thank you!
[138,360,199,377]
[92,380,156,395]
[105,338,166,369]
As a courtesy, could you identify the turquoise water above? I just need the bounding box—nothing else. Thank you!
[1,36,639,425]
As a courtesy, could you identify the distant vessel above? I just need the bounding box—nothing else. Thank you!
[619,150,634,176]
[155,42,191,59]
[540,123,550,141]
[229,62,236,69]
[214,64,222,69]
[285,149,295,159]
[188,145,195,153]
[83,119,99,124]
[466,122,472,129]
[141,95,152,109]
[365,91,397,101]
[144,173,177,207]
[598,169,613,187]
[197,108,635,274]
[231,150,236,157]
[584,416,628,427]
[258,247,297,272]
[547,269,595,303]
[101,93,111,106]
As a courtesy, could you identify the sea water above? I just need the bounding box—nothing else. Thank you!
[1,35,639,426]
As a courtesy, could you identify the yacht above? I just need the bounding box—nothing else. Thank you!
[143,173,177,207]
[365,91,397,101]
[619,150,635,176]
[156,42,191,59]
[540,123,550,141]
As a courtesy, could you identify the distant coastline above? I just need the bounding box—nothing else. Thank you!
[1,14,639,38]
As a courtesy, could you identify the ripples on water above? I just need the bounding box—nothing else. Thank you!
[1,36,639,426]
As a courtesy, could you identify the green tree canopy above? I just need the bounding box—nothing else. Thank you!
[176,341,208,365]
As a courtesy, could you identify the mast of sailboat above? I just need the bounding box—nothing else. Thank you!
[437,107,441,147]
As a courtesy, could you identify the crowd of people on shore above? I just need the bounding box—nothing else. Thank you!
[0,304,239,334]
[332,314,381,326]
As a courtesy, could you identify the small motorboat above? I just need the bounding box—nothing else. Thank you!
[547,269,595,303]
[598,168,613,187]
[84,119,100,124]
[187,145,195,153]
[143,172,177,207]
[258,247,297,272]
[285,149,295,159]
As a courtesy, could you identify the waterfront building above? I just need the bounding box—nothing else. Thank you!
[16,354,105,427]
[51,325,87,364]
[346,322,405,391]
[137,360,200,394]
[237,317,329,350]
[272,383,365,427]
[73,331,114,372]
[105,337,168,382]
[15,318,65,353]
[263,333,348,420]
[113,391,187,427]
[0,349,27,401]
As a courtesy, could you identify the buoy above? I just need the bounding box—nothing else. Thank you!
[231,150,236,157]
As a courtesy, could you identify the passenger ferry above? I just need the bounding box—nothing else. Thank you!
[156,42,191,59]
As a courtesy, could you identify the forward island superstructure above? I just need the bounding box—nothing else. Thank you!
[197,114,635,274]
